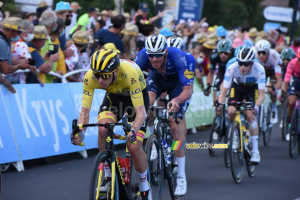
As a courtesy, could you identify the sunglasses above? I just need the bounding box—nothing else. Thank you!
[93,72,113,80]
[147,51,165,58]
[67,14,72,18]
[238,61,253,67]
[282,58,290,62]
[218,52,229,56]
[258,51,267,55]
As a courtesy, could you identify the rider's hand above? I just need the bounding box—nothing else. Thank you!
[254,106,259,115]
[127,129,137,143]
[168,99,180,113]
[204,84,211,96]
[71,130,85,146]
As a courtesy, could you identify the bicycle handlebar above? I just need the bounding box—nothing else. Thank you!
[149,103,180,124]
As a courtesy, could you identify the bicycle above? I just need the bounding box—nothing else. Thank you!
[280,91,289,141]
[258,81,275,147]
[144,99,181,200]
[71,116,142,200]
[288,91,300,158]
[224,101,256,183]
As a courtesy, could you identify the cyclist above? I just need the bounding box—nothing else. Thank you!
[205,39,235,103]
[72,49,152,199]
[255,39,282,124]
[219,47,266,163]
[279,47,296,128]
[135,34,194,196]
[281,48,300,141]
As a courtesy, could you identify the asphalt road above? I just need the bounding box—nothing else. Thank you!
[2,110,300,200]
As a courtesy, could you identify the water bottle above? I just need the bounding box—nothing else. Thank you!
[162,139,171,165]
[124,154,130,184]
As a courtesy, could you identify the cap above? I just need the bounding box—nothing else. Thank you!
[203,39,215,49]
[88,7,96,13]
[139,2,150,12]
[104,43,120,53]
[36,6,48,14]
[159,27,174,38]
[70,2,81,10]
[55,1,72,13]
[33,25,49,39]
[38,1,49,8]
[248,27,258,37]
[72,30,93,44]
[3,17,24,32]
[201,22,209,27]
[216,25,226,37]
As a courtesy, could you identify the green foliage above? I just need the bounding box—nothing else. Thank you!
[202,0,265,30]
[123,0,155,17]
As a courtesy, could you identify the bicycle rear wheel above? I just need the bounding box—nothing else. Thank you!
[128,158,142,200]
[263,103,272,147]
[245,140,255,177]
[229,121,244,183]
[145,133,163,200]
[89,152,119,200]
[282,99,289,141]
[289,109,298,158]
[224,127,231,168]
[208,117,218,156]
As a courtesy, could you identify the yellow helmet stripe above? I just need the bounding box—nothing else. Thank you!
[92,50,100,71]
[96,50,107,71]
[100,52,116,70]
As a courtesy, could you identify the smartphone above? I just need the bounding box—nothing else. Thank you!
[48,44,59,56]
[28,58,36,66]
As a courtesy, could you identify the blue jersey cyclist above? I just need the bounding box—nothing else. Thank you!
[135,34,194,196]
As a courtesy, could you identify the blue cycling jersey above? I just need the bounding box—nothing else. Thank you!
[226,57,260,71]
[134,47,195,87]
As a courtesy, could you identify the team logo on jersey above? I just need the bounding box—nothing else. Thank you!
[84,79,88,85]
[83,90,91,96]
[181,56,187,66]
[131,78,136,85]
[121,72,127,79]
[183,69,194,79]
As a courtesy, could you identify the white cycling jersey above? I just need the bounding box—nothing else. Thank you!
[224,62,266,90]
[258,49,282,75]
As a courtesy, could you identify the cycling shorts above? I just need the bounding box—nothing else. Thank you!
[289,76,300,96]
[228,82,258,108]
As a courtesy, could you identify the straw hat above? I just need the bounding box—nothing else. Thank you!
[55,1,73,13]
[38,1,49,8]
[207,32,218,42]
[122,23,139,35]
[203,39,216,49]
[3,17,24,32]
[124,12,131,19]
[112,10,118,17]
[104,43,120,53]
[196,32,207,43]
[33,25,49,39]
[258,30,266,38]
[70,2,81,10]
[101,10,108,16]
[248,27,258,37]
[72,30,93,45]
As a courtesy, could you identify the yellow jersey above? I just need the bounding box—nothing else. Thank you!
[82,59,147,108]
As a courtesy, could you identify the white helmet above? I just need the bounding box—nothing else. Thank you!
[167,36,185,50]
[237,47,255,62]
[255,39,271,52]
[145,34,167,53]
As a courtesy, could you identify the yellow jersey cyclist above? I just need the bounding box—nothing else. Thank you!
[72,49,152,200]
[219,47,266,163]
[255,39,282,124]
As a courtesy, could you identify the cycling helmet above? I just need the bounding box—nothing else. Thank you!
[255,39,271,52]
[234,45,247,57]
[236,47,255,62]
[90,49,120,73]
[167,36,185,50]
[217,39,232,53]
[145,34,167,53]
[281,47,296,60]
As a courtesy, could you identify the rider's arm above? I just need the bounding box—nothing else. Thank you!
[78,106,90,132]
[206,70,214,86]
[173,84,193,105]
[255,89,265,107]
[219,86,229,103]
[282,61,294,92]
[274,65,282,90]
[132,105,147,132]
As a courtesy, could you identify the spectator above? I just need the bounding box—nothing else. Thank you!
[25,12,35,22]
[0,17,31,82]
[198,39,215,76]
[11,20,42,85]
[65,30,93,82]
[216,25,226,39]
[69,6,98,36]
[26,25,59,84]
[121,23,139,60]
[93,14,126,58]
[124,12,132,23]
[135,2,164,36]
[103,7,113,29]
[159,27,174,38]
[65,2,81,40]
[244,27,257,47]
[33,1,49,26]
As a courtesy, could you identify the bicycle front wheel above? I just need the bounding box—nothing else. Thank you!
[229,121,244,183]
[89,152,119,200]
[282,99,289,141]
[224,127,231,168]
[289,109,298,158]
[263,103,272,147]
[145,133,163,200]
[208,117,219,156]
